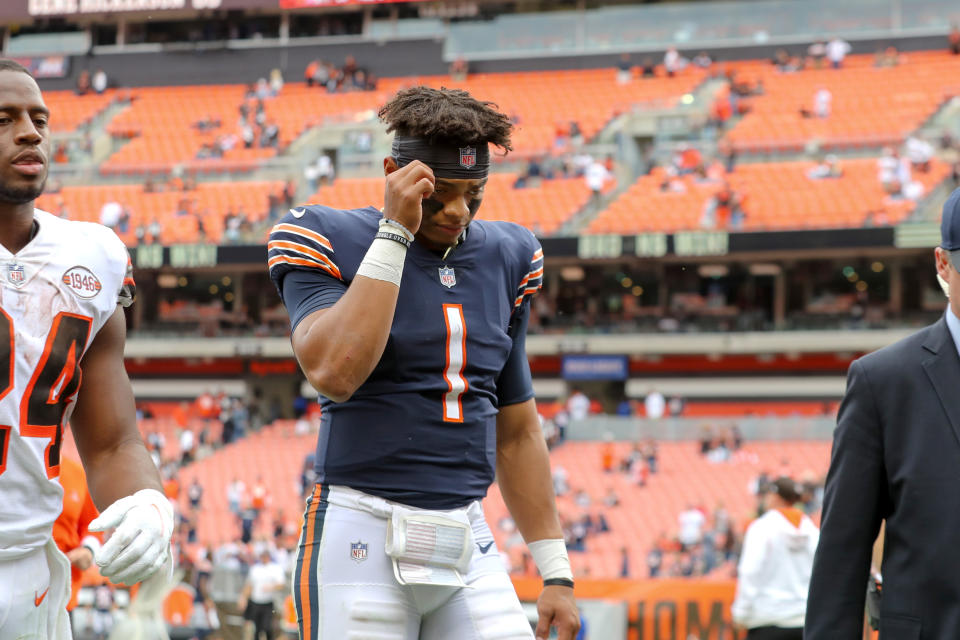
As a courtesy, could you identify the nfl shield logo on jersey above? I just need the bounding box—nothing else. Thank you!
[7,263,25,287]
[459,146,476,169]
[438,266,457,288]
[350,541,368,563]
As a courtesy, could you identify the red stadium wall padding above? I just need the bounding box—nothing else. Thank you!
[514,578,740,640]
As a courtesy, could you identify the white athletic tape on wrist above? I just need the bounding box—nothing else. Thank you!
[356,236,408,287]
[527,538,573,581]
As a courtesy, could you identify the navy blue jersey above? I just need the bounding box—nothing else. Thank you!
[268,206,543,509]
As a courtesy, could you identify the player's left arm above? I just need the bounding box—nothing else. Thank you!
[71,307,172,586]
[495,297,579,640]
[497,400,579,640]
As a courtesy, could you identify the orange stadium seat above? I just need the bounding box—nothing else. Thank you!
[588,157,950,234]
[35,181,284,245]
[303,173,592,235]
[724,51,960,152]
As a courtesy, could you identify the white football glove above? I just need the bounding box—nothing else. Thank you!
[89,488,174,586]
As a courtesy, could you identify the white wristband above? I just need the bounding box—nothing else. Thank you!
[527,538,573,581]
[356,237,407,287]
[380,218,415,243]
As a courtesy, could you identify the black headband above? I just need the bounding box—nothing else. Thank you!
[392,136,490,179]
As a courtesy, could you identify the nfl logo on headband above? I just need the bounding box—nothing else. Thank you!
[459,147,477,169]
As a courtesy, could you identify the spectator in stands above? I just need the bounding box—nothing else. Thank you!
[450,56,469,82]
[342,54,358,77]
[906,135,934,173]
[616,53,632,85]
[701,182,745,229]
[238,549,285,640]
[647,544,664,578]
[261,120,280,148]
[305,59,321,87]
[601,438,615,473]
[826,37,851,68]
[719,140,738,174]
[772,49,802,73]
[643,438,659,473]
[877,146,911,196]
[603,486,620,507]
[664,46,685,77]
[75,69,91,95]
[180,426,196,465]
[255,77,270,100]
[188,477,203,510]
[552,464,570,497]
[950,24,960,55]
[99,200,122,230]
[644,388,666,420]
[806,154,843,179]
[692,51,713,71]
[678,504,706,550]
[800,86,832,119]
[566,387,591,421]
[585,156,612,207]
[874,46,901,68]
[807,40,827,69]
[241,122,255,149]
[92,68,108,94]
[227,476,246,515]
[269,68,284,96]
[251,475,269,519]
[700,425,714,455]
[732,478,817,640]
[619,547,631,577]
[640,57,657,78]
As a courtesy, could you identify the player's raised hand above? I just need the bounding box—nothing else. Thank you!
[535,585,580,640]
[384,159,434,235]
[89,488,174,586]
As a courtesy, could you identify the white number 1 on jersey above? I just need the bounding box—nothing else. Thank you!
[442,304,468,423]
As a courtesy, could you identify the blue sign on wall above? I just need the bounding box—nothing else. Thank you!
[561,355,629,381]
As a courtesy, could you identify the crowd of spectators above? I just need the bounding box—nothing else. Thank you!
[303,55,377,93]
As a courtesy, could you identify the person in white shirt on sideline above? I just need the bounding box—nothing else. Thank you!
[238,549,286,640]
[731,477,819,640]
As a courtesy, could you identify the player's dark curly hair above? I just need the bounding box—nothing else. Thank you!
[379,86,513,153]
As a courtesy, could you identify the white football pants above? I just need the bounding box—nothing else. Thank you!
[0,540,72,639]
[292,484,535,640]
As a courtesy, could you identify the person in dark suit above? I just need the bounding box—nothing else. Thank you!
[806,186,960,639]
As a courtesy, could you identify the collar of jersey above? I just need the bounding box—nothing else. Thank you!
[0,209,46,258]
[405,219,486,267]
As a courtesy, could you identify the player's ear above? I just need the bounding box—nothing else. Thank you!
[383,156,399,176]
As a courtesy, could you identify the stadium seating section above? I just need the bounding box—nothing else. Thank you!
[90,68,704,173]
[725,51,960,153]
[306,173,593,234]
[486,440,830,578]
[35,181,283,245]
[39,52,960,240]
[588,157,950,234]
[44,89,117,134]
[126,420,831,580]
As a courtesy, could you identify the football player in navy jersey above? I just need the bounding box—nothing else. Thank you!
[269,86,579,640]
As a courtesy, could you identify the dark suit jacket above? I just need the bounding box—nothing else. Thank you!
[806,316,960,640]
